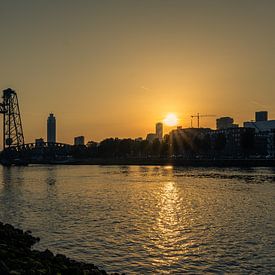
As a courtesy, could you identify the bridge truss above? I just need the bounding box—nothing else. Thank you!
[0,88,24,149]
[0,88,73,165]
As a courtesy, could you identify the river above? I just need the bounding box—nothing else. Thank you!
[0,165,274,274]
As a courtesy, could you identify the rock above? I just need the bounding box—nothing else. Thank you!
[40,249,54,260]
[0,260,9,274]
[0,222,112,275]
[9,270,22,275]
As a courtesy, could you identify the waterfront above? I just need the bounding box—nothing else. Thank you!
[0,165,274,274]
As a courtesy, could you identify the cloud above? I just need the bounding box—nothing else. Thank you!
[140,86,151,92]
[249,100,269,109]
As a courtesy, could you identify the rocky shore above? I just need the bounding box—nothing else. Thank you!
[0,222,117,275]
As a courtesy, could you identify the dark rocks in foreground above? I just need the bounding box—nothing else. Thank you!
[0,222,118,275]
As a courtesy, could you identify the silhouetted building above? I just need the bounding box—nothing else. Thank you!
[35,138,45,147]
[47,113,56,143]
[244,120,275,132]
[252,129,275,157]
[156,122,163,141]
[256,111,268,122]
[267,130,275,157]
[212,127,255,157]
[244,112,275,133]
[146,133,157,143]
[74,136,85,146]
[169,127,212,157]
[216,117,237,130]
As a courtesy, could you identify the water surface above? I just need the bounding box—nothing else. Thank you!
[0,165,274,274]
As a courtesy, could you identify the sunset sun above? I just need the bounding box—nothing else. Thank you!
[163,113,179,126]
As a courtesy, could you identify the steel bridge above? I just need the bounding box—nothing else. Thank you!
[0,88,72,165]
[8,142,72,151]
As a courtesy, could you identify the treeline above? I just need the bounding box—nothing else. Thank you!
[71,130,255,159]
[72,137,170,159]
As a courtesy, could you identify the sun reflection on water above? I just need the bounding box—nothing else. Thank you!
[145,180,191,270]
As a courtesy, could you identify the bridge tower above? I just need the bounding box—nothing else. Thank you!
[0,88,25,150]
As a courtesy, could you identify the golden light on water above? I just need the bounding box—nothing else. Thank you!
[163,113,179,127]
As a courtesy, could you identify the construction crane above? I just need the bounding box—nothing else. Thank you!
[190,113,216,128]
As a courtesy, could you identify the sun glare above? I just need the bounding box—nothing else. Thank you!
[163,113,179,126]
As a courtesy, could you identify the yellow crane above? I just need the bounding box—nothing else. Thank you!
[190,113,216,128]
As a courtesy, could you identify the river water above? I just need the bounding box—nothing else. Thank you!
[0,165,274,274]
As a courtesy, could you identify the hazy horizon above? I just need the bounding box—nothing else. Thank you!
[1,0,275,145]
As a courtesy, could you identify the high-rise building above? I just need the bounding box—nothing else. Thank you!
[74,136,85,146]
[47,113,56,143]
[156,122,163,141]
[255,111,268,122]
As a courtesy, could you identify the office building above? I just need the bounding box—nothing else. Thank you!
[244,112,275,133]
[74,136,85,146]
[156,122,163,141]
[244,120,275,132]
[212,127,255,157]
[169,127,211,156]
[255,111,268,122]
[47,113,56,143]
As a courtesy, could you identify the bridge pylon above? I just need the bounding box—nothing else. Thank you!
[0,88,25,150]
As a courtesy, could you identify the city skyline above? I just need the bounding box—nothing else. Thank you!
[0,2,274,274]
[0,0,275,145]
[25,109,275,145]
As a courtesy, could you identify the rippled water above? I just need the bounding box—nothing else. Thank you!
[0,165,274,274]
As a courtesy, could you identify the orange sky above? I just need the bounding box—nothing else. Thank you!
[0,0,275,145]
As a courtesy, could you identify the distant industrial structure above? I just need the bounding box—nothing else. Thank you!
[191,113,216,128]
[0,89,71,165]
[47,113,56,143]
[0,88,25,149]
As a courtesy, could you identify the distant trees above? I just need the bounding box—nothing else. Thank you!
[72,128,256,160]
[71,145,89,159]
[98,138,119,157]
[77,137,170,159]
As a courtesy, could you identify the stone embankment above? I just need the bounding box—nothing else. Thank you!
[0,222,118,275]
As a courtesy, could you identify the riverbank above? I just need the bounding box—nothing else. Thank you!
[0,222,116,275]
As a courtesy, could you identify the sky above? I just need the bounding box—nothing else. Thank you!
[0,0,274,145]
